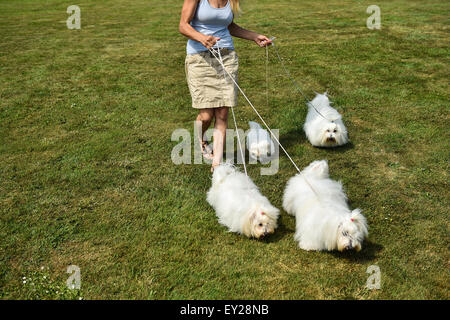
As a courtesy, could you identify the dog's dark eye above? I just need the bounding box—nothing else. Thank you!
[326,129,330,132]
[258,223,263,227]
[333,129,337,133]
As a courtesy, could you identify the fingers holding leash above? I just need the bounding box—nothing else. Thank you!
[201,35,221,49]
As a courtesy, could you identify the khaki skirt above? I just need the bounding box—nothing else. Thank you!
[185,49,239,109]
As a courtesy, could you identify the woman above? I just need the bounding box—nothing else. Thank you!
[179,0,272,172]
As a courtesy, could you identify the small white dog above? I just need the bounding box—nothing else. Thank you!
[246,121,275,163]
[207,163,280,239]
[303,93,348,147]
[283,160,368,252]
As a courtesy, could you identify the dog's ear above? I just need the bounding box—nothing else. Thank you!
[242,210,257,238]
[333,122,347,144]
[261,205,279,221]
[350,208,362,221]
[242,218,253,238]
[259,207,279,230]
[351,209,368,238]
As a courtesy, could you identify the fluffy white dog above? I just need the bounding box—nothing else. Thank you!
[283,160,368,251]
[246,121,275,163]
[303,93,348,147]
[207,163,280,239]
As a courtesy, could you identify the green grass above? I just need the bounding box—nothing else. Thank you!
[0,0,448,299]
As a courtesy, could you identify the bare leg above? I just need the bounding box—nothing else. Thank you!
[212,107,229,171]
[195,109,214,158]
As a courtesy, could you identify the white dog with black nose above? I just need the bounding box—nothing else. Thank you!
[283,160,368,252]
[207,163,279,239]
[303,93,348,147]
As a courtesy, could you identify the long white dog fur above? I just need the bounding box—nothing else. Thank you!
[207,163,280,239]
[283,160,368,251]
[304,93,348,147]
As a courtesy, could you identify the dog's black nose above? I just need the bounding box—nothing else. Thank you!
[345,241,353,251]
[259,231,269,239]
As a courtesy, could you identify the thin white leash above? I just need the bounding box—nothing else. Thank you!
[208,44,301,174]
[213,45,248,176]
[264,38,326,195]
[209,42,321,197]
[269,38,338,123]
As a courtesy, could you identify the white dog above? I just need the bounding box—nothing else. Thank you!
[303,93,348,147]
[246,121,275,163]
[283,160,368,251]
[207,163,280,239]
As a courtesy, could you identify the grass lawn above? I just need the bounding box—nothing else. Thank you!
[0,0,448,299]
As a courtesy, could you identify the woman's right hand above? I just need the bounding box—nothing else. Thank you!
[199,34,221,49]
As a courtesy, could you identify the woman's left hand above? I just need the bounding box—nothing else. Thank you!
[254,34,272,47]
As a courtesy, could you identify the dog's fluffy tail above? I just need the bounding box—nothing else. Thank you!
[309,93,330,109]
[308,93,342,121]
[212,163,236,187]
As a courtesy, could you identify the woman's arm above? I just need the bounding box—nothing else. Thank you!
[179,0,220,49]
[228,22,272,47]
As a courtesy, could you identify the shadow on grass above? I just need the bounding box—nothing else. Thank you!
[314,141,355,153]
[261,215,295,244]
[278,129,354,155]
[279,128,307,149]
[327,240,383,264]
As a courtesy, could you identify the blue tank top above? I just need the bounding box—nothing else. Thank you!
[187,0,234,55]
